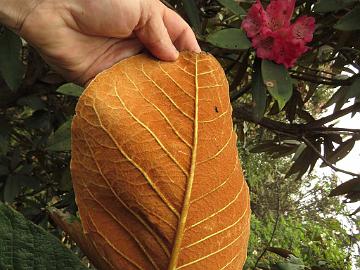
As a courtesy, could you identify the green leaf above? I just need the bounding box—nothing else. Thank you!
[261,60,293,110]
[322,86,348,110]
[345,76,360,100]
[267,247,294,258]
[286,145,316,178]
[0,27,25,91]
[4,175,21,203]
[275,255,305,270]
[182,0,201,33]
[329,177,360,197]
[0,118,10,156]
[314,0,357,13]
[17,95,47,111]
[249,141,278,153]
[217,0,246,17]
[293,143,306,161]
[47,119,72,152]
[60,167,73,191]
[334,5,360,31]
[251,59,267,121]
[0,203,87,270]
[0,165,8,176]
[0,133,9,156]
[24,110,51,130]
[207,28,251,50]
[57,83,84,97]
[321,138,356,166]
[276,262,304,270]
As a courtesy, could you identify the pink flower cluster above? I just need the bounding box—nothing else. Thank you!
[241,0,315,68]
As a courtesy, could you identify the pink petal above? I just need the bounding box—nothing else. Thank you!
[265,0,296,30]
[241,0,267,38]
[273,37,308,68]
[291,16,316,43]
[252,28,276,60]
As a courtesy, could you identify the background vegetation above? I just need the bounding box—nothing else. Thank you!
[0,0,359,269]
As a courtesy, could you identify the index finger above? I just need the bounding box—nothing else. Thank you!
[163,8,201,53]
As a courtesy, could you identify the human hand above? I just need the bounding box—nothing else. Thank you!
[15,0,200,85]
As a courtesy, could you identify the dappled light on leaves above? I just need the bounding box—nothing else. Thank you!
[71,52,250,270]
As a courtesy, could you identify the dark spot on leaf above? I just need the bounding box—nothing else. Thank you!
[215,106,219,113]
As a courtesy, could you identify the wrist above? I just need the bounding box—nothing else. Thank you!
[0,0,39,31]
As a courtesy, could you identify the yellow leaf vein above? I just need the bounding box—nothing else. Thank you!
[181,206,249,250]
[159,63,195,99]
[113,83,189,177]
[81,104,180,217]
[197,132,233,165]
[186,179,245,230]
[76,127,171,257]
[123,71,192,149]
[191,158,239,203]
[87,213,145,270]
[142,65,194,121]
[176,224,248,269]
[82,137,162,270]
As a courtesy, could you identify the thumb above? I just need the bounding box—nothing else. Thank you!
[135,11,179,61]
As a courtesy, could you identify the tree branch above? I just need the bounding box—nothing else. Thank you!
[290,73,352,86]
[233,103,360,177]
[290,69,341,83]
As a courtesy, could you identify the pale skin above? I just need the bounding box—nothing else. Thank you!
[0,0,201,85]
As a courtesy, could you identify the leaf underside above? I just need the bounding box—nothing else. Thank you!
[71,52,250,270]
[0,203,87,270]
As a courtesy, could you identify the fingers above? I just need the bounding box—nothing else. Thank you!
[163,8,201,53]
[135,1,200,61]
[135,9,179,61]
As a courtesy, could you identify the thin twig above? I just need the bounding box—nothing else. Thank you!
[297,64,338,76]
[304,127,360,133]
[290,73,352,86]
[289,69,338,82]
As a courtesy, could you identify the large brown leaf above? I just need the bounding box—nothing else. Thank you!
[71,51,250,270]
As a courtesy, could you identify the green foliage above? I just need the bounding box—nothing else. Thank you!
[314,0,357,13]
[240,150,354,270]
[334,5,360,31]
[0,27,24,91]
[206,28,251,50]
[57,83,84,97]
[181,0,201,33]
[347,76,360,100]
[261,60,293,110]
[217,0,246,17]
[251,59,268,121]
[46,118,72,152]
[0,203,87,270]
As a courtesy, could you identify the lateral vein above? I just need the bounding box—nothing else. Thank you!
[86,102,180,217]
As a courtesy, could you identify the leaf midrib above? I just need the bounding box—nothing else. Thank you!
[168,55,200,270]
